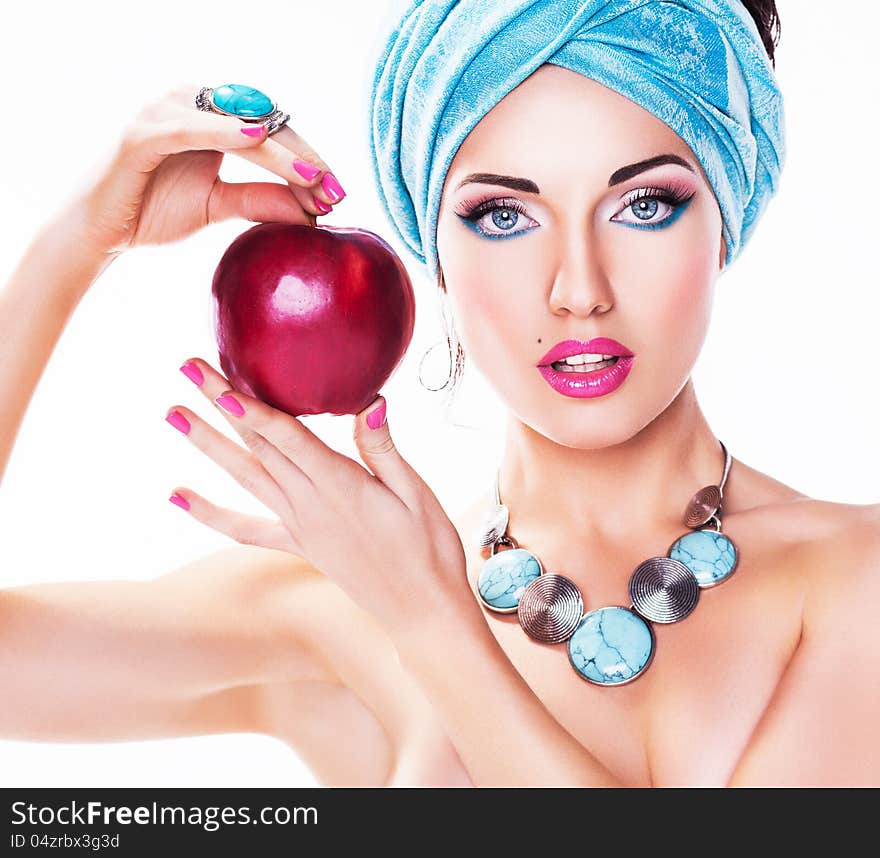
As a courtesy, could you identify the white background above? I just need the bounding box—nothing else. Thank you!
[1,0,877,787]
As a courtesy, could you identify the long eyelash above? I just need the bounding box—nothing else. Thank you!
[455,195,528,222]
[455,182,696,222]
[621,182,695,209]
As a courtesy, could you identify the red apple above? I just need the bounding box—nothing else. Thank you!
[211,222,416,417]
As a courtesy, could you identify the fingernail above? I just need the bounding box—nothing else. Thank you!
[166,410,191,435]
[169,493,190,511]
[215,394,245,417]
[314,197,332,214]
[367,399,387,430]
[179,361,204,387]
[294,159,322,181]
[321,172,346,203]
[240,125,263,138]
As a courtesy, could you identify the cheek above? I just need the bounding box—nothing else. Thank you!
[447,268,518,369]
[439,237,538,368]
[622,193,718,324]
[639,250,716,366]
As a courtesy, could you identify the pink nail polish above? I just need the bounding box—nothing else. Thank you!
[179,362,204,387]
[322,172,346,202]
[169,493,190,511]
[166,410,191,435]
[294,159,322,180]
[367,400,387,430]
[314,197,332,214]
[215,394,245,417]
[240,125,263,137]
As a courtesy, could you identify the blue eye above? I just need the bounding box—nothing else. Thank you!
[612,186,696,231]
[455,183,697,241]
[454,197,537,240]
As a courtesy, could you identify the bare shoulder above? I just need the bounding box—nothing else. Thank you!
[725,497,880,785]
[797,500,880,611]
[736,468,880,628]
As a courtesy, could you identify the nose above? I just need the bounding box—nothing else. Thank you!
[547,239,614,318]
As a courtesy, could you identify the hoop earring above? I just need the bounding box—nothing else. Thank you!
[418,337,456,392]
[418,267,465,392]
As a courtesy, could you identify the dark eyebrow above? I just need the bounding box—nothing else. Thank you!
[454,154,696,195]
[454,173,540,193]
[607,153,696,187]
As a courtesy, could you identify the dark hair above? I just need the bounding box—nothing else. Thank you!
[740,0,781,69]
[424,0,782,404]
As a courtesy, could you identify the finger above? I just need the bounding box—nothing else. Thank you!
[206,381,344,485]
[119,109,271,174]
[234,130,345,206]
[123,110,329,200]
[353,395,425,510]
[178,358,314,495]
[208,179,316,226]
[271,124,347,207]
[164,404,294,521]
[288,181,332,219]
[165,85,329,182]
[145,84,345,204]
[167,486,300,554]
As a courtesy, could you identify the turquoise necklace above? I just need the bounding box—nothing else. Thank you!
[473,441,738,686]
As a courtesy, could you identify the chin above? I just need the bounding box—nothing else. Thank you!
[515,398,643,449]
[517,374,682,449]
[540,420,641,450]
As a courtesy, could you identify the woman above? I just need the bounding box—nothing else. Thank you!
[1,0,878,788]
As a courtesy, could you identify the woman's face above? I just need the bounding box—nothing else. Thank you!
[436,64,726,449]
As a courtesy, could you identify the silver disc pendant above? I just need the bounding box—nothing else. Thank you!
[684,485,722,528]
[474,503,509,548]
[628,556,700,623]
[517,573,583,643]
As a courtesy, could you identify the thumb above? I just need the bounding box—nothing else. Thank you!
[354,396,421,505]
[209,180,315,226]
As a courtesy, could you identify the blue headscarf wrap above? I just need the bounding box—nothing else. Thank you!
[367,0,786,280]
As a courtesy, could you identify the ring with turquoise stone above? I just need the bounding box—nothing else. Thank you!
[195,84,290,136]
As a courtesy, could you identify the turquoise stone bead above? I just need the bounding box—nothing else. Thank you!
[567,607,654,685]
[669,529,737,587]
[212,84,273,118]
[477,548,542,611]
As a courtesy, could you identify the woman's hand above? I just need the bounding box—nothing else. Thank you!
[163,357,470,638]
[71,83,345,254]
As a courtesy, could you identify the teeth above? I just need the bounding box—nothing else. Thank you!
[555,353,615,366]
[550,356,618,373]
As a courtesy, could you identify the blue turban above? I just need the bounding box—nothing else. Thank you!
[367,0,786,279]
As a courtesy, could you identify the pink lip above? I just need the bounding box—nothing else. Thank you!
[537,337,634,366]
[538,356,635,398]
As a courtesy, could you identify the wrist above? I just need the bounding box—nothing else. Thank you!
[392,580,488,664]
[32,199,123,297]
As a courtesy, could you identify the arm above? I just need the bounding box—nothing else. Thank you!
[0,84,353,757]
[0,544,327,742]
[0,203,117,484]
[393,596,623,787]
[726,507,880,786]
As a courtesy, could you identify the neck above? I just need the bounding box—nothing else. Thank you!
[498,379,726,545]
